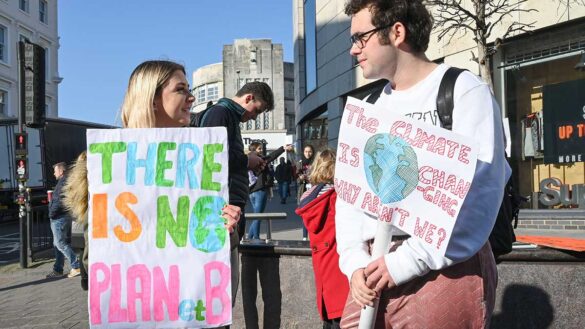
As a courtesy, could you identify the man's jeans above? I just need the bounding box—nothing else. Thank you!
[278,181,290,202]
[50,217,79,273]
[247,189,268,239]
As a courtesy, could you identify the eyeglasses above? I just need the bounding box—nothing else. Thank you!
[350,23,394,49]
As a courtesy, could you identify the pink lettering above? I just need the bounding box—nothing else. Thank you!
[90,262,110,325]
[153,265,180,322]
[205,261,231,325]
[108,264,128,323]
[127,264,152,322]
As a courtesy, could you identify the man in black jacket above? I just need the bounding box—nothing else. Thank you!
[46,162,80,278]
[197,81,273,238]
[196,82,273,311]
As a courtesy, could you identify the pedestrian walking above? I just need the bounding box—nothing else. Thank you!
[275,157,292,204]
[47,162,81,279]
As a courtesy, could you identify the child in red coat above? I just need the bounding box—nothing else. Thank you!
[296,149,349,329]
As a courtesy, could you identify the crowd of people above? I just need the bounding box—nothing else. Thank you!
[48,1,509,328]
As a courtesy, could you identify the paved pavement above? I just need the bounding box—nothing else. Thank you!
[0,185,583,328]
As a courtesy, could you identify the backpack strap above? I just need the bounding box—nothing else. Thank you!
[436,67,466,130]
[365,86,384,104]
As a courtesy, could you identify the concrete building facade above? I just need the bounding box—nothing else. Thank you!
[0,0,61,119]
[192,39,295,152]
[293,0,585,210]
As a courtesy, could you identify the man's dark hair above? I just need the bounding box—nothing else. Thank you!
[344,0,433,53]
[236,81,274,112]
[249,141,262,152]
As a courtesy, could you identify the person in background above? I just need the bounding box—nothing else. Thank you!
[275,157,293,204]
[247,141,269,240]
[247,142,292,239]
[297,144,315,240]
[296,149,349,329]
[336,1,508,327]
[46,162,81,279]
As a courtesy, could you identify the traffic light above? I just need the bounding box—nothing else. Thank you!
[19,41,46,128]
[14,133,27,157]
[16,158,27,180]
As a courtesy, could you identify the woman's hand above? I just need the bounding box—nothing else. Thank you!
[222,205,241,233]
[350,268,377,307]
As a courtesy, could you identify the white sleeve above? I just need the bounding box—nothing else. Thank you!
[335,196,372,281]
[385,80,510,286]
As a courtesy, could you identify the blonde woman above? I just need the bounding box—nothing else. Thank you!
[296,149,349,329]
[64,61,241,308]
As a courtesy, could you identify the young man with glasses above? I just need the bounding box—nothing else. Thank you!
[336,1,509,328]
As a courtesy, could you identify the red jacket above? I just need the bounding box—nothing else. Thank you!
[295,184,349,320]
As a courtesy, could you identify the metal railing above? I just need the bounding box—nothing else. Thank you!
[27,205,53,262]
[244,212,287,242]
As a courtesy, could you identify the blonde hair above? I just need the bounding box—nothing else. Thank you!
[120,60,186,128]
[309,148,336,185]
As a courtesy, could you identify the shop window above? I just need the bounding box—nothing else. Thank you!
[504,53,585,207]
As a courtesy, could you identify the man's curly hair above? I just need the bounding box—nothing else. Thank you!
[344,0,433,53]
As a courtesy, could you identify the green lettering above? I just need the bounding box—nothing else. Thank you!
[89,142,127,184]
[201,143,223,191]
[156,142,176,187]
[195,299,206,321]
[156,195,189,248]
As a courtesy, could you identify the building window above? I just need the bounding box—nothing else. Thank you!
[197,88,206,103]
[263,112,270,129]
[0,90,6,116]
[0,26,6,62]
[255,117,261,129]
[20,0,29,12]
[246,121,252,130]
[39,0,47,23]
[207,84,219,101]
[44,47,49,80]
[304,0,317,93]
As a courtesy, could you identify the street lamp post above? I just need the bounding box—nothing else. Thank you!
[236,70,241,92]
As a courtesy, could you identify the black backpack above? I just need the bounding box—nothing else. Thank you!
[189,107,210,127]
[366,67,525,257]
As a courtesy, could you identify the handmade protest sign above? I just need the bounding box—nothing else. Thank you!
[86,127,231,328]
[335,97,479,255]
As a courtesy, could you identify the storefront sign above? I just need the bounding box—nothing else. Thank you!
[539,178,585,209]
[543,79,585,164]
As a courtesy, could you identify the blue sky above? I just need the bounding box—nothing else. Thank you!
[58,1,293,126]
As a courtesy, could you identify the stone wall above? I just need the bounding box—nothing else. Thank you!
[517,209,585,230]
[233,242,585,329]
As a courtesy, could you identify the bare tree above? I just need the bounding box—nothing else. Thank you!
[427,0,537,87]
[555,0,585,21]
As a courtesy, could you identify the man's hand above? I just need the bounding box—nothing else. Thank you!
[222,205,241,233]
[284,144,294,152]
[350,268,377,308]
[364,256,396,295]
[248,153,266,171]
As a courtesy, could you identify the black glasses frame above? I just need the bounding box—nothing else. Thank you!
[350,23,394,49]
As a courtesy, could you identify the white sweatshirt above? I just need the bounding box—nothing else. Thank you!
[335,64,511,285]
